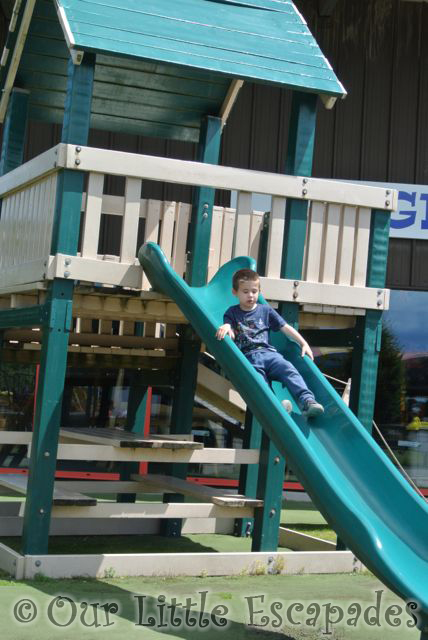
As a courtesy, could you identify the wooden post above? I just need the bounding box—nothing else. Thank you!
[117,375,151,503]
[160,326,200,537]
[234,410,262,537]
[252,430,285,551]
[0,88,29,176]
[257,91,317,551]
[22,54,95,555]
[337,210,391,551]
[186,116,222,286]
[349,210,391,432]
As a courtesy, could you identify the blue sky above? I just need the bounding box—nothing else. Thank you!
[384,290,428,353]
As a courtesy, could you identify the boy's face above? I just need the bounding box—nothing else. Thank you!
[232,279,260,311]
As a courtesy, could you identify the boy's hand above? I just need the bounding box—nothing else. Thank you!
[216,324,235,340]
[301,342,314,360]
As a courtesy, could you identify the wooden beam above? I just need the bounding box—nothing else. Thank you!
[58,145,397,211]
[219,79,244,128]
[52,444,260,464]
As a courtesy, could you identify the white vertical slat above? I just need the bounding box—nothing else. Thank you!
[304,201,325,282]
[31,181,42,263]
[207,205,224,281]
[119,320,135,336]
[265,196,286,278]
[336,205,357,286]
[171,202,190,277]
[142,199,162,289]
[144,199,161,243]
[38,177,49,264]
[27,181,37,264]
[352,207,371,286]
[46,174,57,259]
[248,211,264,262]
[120,177,142,263]
[219,207,235,265]
[159,201,175,263]
[81,172,104,258]
[233,191,252,257]
[321,203,341,284]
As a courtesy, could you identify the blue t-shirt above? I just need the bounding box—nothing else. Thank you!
[223,303,286,354]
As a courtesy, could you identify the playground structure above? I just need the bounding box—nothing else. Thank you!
[0,1,427,634]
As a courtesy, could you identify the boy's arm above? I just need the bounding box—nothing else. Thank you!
[280,324,314,360]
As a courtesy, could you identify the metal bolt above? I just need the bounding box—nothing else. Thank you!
[302,178,308,184]
[65,258,71,266]
[35,560,41,567]
[39,508,44,514]
[202,213,208,220]
[302,189,307,196]
[386,190,390,195]
[76,146,81,153]
[64,271,70,278]
[385,201,390,207]
[377,300,382,307]
[274,456,280,464]
[293,292,298,299]
[269,509,276,517]
[75,158,81,166]
[44,451,50,458]
[378,290,383,295]
[294,281,299,287]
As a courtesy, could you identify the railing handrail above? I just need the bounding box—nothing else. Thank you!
[0,143,398,212]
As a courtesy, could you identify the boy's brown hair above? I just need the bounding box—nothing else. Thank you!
[232,268,260,291]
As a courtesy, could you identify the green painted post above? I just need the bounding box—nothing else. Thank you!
[253,92,317,551]
[0,89,29,176]
[160,326,200,537]
[349,210,391,432]
[186,116,222,286]
[117,374,149,504]
[22,53,95,555]
[234,410,262,537]
[338,211,390,551]
[252,430,285,551]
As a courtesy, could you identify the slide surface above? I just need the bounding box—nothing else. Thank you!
[139,242,428,618]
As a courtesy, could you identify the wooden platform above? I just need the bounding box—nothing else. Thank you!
[131,473,263,508]
[0,474,97,506]
[60,427,203,450]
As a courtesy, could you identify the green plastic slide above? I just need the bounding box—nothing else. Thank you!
[139,242,428,622]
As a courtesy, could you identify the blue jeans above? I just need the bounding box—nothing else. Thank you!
[245,348,315,409]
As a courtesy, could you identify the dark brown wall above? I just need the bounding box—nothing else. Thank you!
[1,0,427,288]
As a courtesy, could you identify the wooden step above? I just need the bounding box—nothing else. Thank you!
[0,474,96,506]
[60,427,203,450]
[131,473,263,508]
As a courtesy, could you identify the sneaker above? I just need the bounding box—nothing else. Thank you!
[302,400,324,418]
[281,399,292,413]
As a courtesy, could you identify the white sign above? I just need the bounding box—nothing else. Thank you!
[362,181,428,240]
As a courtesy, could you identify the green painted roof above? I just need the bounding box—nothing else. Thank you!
[1,0,346,141]
[58,0,345,95]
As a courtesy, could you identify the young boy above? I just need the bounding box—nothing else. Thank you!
[216,268,324,418]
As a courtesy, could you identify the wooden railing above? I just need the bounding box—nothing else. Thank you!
[0,143,397,311]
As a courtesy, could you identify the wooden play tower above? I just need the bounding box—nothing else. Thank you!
[0,0,395,578]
